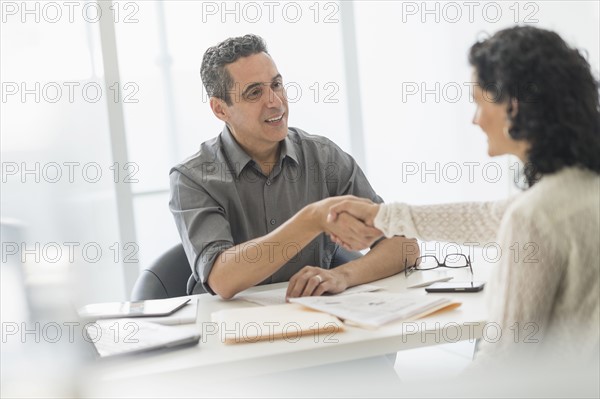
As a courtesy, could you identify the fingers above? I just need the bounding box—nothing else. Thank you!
[328,198,376,225]
[312,280,332,297]
[330,234,353,251]
[330,234,352,249]
[329,233,361,252]
[328,213,383,251]
[329,234,349,251]
[334,195,373,204]
[345,212,382,241]
[300,274,322,297]
[286,267,316,298]
[326,212,338,223]
[328,196,373,223]
[286,267,331,299]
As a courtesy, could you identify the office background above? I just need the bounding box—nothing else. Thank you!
[1,0,599,306]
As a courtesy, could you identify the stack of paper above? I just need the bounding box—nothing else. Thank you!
[88,319,200,357]
[236,284,382,306]
[289,293,460,329]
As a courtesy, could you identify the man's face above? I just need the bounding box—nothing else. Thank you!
[215,52,289,152]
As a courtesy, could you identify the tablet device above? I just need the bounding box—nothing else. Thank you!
[78,297,191,320]
[425,281,485,293]
[86,319,201,358]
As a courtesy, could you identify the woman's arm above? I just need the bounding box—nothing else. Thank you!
[375,199,514,243]
[328,196,516,249]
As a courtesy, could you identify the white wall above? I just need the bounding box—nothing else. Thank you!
[354,1,599,205]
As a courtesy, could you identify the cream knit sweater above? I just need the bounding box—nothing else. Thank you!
[374,167,600,362]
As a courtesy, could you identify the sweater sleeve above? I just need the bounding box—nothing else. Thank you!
[373,197,516,244]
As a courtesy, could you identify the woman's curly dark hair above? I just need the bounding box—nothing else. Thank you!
[469,26,600,187]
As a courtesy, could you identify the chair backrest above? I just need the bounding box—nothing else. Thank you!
[130,243,362,300]
[131,244,199,300]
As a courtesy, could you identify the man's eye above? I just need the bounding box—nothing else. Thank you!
[248,88,262,99]
[273,81,283,89]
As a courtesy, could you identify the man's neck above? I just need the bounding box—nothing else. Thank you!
[228,129,281,175]
[253,145,281,176]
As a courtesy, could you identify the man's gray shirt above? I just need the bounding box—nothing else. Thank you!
[169,126,383,295]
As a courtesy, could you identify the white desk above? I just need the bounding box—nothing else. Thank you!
[84,265,491,397]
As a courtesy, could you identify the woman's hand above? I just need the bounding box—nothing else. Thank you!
[305,196,382,251]
[326,197,383,250]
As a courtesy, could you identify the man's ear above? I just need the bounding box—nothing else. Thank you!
[210,97,228,122]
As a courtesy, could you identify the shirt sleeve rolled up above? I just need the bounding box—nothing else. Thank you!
[169,168,234,295]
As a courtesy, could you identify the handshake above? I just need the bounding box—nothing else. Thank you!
[313,195,385,251]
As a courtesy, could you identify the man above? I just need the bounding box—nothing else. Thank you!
[169,34,418,299]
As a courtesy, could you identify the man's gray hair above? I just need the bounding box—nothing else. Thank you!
[200,34,268,105]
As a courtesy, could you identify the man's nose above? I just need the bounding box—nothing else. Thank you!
[266,87,284,107]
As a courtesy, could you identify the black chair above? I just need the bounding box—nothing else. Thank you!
[131,244,202,300]
[130,244,362,301]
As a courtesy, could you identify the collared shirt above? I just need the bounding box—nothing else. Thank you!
[169,126,383,295]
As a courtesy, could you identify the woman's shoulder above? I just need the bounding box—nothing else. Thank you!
[504,167,599,234]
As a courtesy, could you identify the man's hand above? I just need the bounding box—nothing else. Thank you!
[328,196,381,226]
[326,196,383,251]
[285,266,348,299]
[309,196,382,251]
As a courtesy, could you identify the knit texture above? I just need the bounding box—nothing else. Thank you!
[375,167,600,362]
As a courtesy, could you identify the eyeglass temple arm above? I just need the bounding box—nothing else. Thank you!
[467,255,473,273]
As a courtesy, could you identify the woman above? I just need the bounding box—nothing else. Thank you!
[328,26,600,364]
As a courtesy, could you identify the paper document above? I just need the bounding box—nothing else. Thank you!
[87,319,200,357]
[236,284,382,306]
[289,293,460,329]
[211,303,344,344]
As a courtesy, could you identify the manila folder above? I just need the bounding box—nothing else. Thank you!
[211,303,344,344]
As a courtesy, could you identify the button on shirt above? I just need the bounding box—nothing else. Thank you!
[169,126,383,295]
